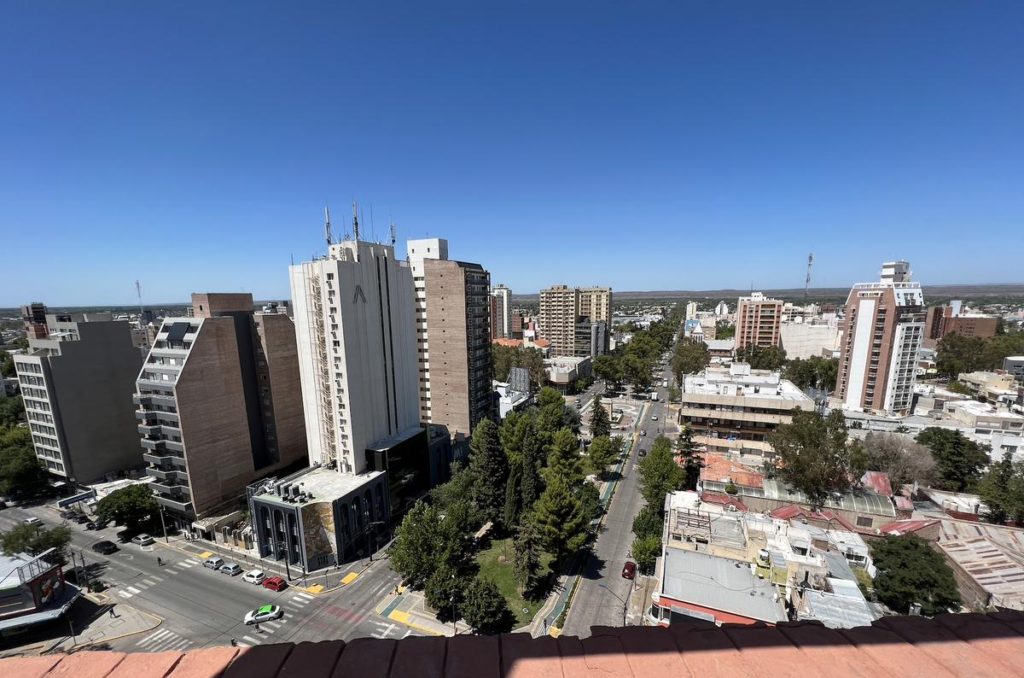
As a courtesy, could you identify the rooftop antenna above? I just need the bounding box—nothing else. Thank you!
[389,222,396,246]
[804,253,814,301]
[135,280,150,348]
[352,201,360,241]
[324,204,333,247]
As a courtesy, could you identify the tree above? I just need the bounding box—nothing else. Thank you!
[532,477,591,565]
[767,409,863,508]
[667,384,681,402]
[671,339,710,384]
[631,534,661,575]
[462,577,514,634]
[0,439,50,500]
[870,535,960,615]
[675,425,702,491]
[592,355,622,385]
[1,523,72,566]
[715,320,735,339]
[784,356,839,392]
[736,344,787,371]
[0,397,24,428]
[936,333,987,378]
[513,519,543,598]
[916,428,989,492]
[589,394,611,439]
[424,560,467,624]
[0,351,15,378]
[860,432,935,489]
[585,436,617,480]
[976,452,1024,524]
[546,428,583,486]
[468,419,509,524]
[520,424,544,510]
[621,353,652,392]
[631,505,663,539]
[637,436,684,511]
[503,461,523,530]
[95,484,159,533]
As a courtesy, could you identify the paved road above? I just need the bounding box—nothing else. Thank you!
[0,506,416,653]
[562,361,675,637]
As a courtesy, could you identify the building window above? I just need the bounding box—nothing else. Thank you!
[856,516,873,528]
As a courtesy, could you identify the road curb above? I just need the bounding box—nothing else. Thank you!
[79,607,163,649]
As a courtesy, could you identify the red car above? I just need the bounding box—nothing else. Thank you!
[262,576,288,592]
[621,561,636,580]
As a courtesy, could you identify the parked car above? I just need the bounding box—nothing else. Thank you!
[85,521,99,530]
[72,514,91,524]
[59,510,74,519]
[651,415,658,421]
[262,576,287,592]
[92,540,118,555]
[243,569,266,585]
[639,449,647,458]
[23,516,40,525]
[220,563,243,576]
[244,604,282,625]
[640,430,647,437]
[621,561,636,580]
[115,530,132,543]
[203,556,225,570]
[131,534,155,546]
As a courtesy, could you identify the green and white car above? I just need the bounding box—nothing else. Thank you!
[244,604,282,625]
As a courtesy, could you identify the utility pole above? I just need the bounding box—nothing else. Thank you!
[159,506,169,543]
[804,253,814,301]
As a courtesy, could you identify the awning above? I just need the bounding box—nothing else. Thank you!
[0,583,81,632]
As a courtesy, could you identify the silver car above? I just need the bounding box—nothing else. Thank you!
[220,563,243,576]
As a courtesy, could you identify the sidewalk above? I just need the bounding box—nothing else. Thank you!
[627,575,657,626]
[374,588,471,637]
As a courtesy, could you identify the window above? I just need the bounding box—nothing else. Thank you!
[856,516,873,528]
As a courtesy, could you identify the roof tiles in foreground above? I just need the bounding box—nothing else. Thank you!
[5,612,1024,677]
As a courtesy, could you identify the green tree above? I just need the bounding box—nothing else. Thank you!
[468,419,509,524]
[621,353,652,392]
[631,505,663,539]
[0,351,15,377]
[767,409,864,508]
[0,523,72,566]
[860,432,935,489]
[631,534,661,575]
[520,424,544,510]
[715,320,735,339]
[0,397,26,429]
[736,344,787,370]
[671,339,710,384]
[532,477,591,565]
[674,425,703,491]
[592,354,622,385]
[546,428,583,486]
[935,333,987,378]
[976,452,1024,524]
[513,519,543,598]
[95,484,159,533]
[585,436,617,480]
[589,394,611,439]
[916,427,990,492]
[667,384,681,402]
[424,560,467,624]
[637,436,684,511]
[0,441,50,500]
[503,461,523,530]
[870,535,960,615]
[389,502,440,588]
[462,577,514,634]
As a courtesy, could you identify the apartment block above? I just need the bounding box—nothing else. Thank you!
[925,301,998,346]
[735,292,783,350]
[539,284,612,358]
[21,302,48,340]
[491,284,511,339]
[578,286,612,324]
[837,261,925,415]
[676,363,813,457]
[408,238,492,437]
[15,313,143,484]
[134,293,306,527]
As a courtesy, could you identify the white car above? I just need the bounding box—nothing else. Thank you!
[243,569,266,584]
[244,604,282,625]
[131,533,155,546]
[651,415,658,421]
[23,517,40,525]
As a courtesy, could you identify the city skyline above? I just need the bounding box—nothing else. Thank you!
[3,2,1023,306]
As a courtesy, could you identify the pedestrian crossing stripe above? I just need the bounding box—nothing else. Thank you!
[241,635,260,645]
[294,592,314,600]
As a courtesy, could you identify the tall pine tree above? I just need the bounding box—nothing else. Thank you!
[675,425,703,491]
[504,460,523,530]
[546,427,583,486]
[468,419,509,523]
[589,394,611,438]
[513,518,543,598]
[532,476,591,565]
[521,422,544,510]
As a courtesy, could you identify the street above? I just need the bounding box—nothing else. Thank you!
[562,359,676,637]
[0,506,418,654]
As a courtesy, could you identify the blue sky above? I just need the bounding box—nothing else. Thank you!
[2,1,1022,305]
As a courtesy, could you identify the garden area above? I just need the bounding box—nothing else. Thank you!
[476,537,555,627]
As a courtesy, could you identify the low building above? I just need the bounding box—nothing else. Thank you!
[938,537,1024,611]
[958,371,1019,401]
[734,480,896,532]
[0,550,79,636]
[1004,356,1024,381]
[544,356,591,393]
[946,399,1024,436]
[703,338,734,359]
[925,302,999,347]
[779,321,841,360]
[677,363,813,457]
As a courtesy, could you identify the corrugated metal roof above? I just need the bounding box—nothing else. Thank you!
[661,549,788,623]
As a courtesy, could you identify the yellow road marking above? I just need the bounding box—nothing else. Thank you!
[549,626,563,638]
[388,610,444,636]
[341,571,359,585]
[198,551,213,559]
[303,584,324,594]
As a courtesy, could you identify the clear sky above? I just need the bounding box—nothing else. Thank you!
[2,1,1022,306]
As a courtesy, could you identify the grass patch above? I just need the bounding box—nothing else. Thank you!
[476,538,554,627]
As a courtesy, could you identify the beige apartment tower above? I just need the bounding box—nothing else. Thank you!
[735,292,783,350]
[135,293,306,526]
[408,239,492,436]
[578,287,612,324]
[539,284,613,358]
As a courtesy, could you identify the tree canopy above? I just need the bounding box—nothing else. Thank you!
[870,535,960,615]
[859,432,935,489]
[461,577,514,634]
[783,356,838,392]
[936,330,1024,379]
[492,344,546,388]
[531,476,591,564]
[585,435,617,480]
[589,395,611,439]
[736,344,787,371]
[0,523,72,566]
[468,419,509,525]
[767,409,863,508]
[0,396,25,428]
[671,339,710,384]
[0,427,50,500]
[675,425,702,491]
[637,436,684,511]
[916,427,989,492]
[95,483,159,533]
[976,452,1024,524]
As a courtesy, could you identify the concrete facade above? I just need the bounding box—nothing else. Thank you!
[15,316,144,484]
[539,285,612,358]
[735,292,783,351]
[578,287,612,324]
[491,284,511,339]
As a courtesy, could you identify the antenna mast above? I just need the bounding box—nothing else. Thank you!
[804,253,814,301]
[389,223,396,246]
[324,205,333,247]
[135,280,149,348]
[352,201,360,241]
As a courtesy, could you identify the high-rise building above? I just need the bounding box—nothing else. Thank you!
[735,292,783,351]
[924,301,998,346]
[408,238,492,437]
[685,302,699,321]
[134,293,306,527]
[21,302,48,339]
[491,284,511,339]
[510,310,525,339]
[15,312,143,484]
[539,285,613,358]
[836,261,925,415]
[578,287,612,324]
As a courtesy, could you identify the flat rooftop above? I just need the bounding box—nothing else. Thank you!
[939,537,1024,609]
[253,466,384,508]
[683,365,812,404]
[951,400,1024,420]
[661,549,787,623]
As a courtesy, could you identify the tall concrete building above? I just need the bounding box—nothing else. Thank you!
[134,293,306,528]
[21,303,48,340]
[491,284,511,339]
[408,238,492,437]
[924,301,998,346]
[539,285,613,358]
[250,226,438,572]
[837,261,925,415]
[15,313,143,484]
[578,287,612,324]
[735,292,783,351]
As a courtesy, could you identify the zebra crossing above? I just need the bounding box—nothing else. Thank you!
[233,611,295,646]
[134,628,194,653]
[115,574,166,599]
[284,591,315,611]
[167,557,202,573]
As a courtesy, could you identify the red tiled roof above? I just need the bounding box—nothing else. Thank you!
[769,505,859,532]
[699,491,749,512]
[8,613,1024,676]
[532,339,551,348]
[699,453,764,489]
[861,471,894,497]
[492,338,524,348]
[880,519,941,536]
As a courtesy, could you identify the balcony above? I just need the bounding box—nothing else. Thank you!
[133,392,176,407]
[150,478,191,496]
[148,467,189,484]
[138,422,160,435]
[140,438,166,452]
[154,493,193,515]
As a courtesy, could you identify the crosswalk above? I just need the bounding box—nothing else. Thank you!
[116,574,166,599]
[284,591,315,611]
[135,628,194,653]
[166,557,202,573]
